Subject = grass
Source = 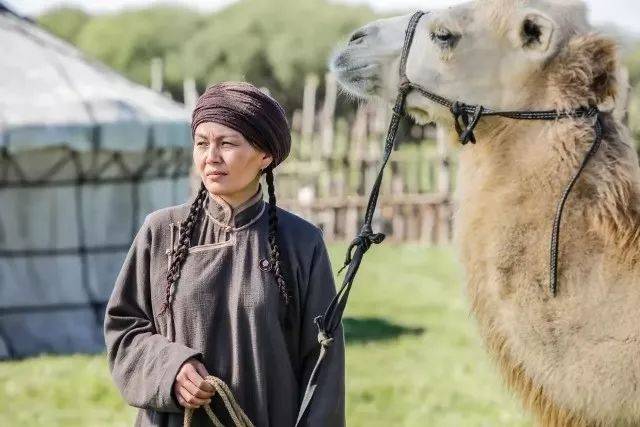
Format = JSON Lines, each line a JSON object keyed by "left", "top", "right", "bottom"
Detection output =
{"left": 0, "top": 244, "right": 532, "bottom": 427}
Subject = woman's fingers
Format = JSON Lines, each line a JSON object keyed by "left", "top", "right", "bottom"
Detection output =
{"left": 176, "top": 384, "right": 212, "bottom": 408}
{"left": 176, "top": 393, "right": 198, "bottom": 409}
{"left": 184, "top": 362, "right": 216, "bottom": 394}
{"left": 194, "top": 360, "right": 211, "bottom": 381}
{"left": 174, "top": 358, "right": 216, "bottom": 409}
{"left": 174, "top": 381, "right": 198, "bottom": 409}
{"left": 181, "top": 373, "right": 215, "bottom": 399}
{"left": 177, "top": 393, "right": 208, "bottom": 409}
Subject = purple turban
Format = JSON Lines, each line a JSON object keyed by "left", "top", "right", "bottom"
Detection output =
{"left": 191, "top": 82, "right": 291, "bottom": 168}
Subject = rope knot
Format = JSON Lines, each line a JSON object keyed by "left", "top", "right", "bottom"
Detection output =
{"left": 312, "top": 315, "right": 334, "bottom": 348}
{"left": 398, "top": 78, "right": 411, "bottom": 95}
{"left": 317, "top": 330, "right": 334, "bottom": 348}
{"left": 354, "top": 229, "right": 385, "bottom": 251}
{"left": 450, "top": 100, "right": 464, "bottom": 117}
{"left": 337, "top": 228, "right": 386, "bottom": 274}
{"left": 450, "top": 102, "right": 484, "bottom": 145}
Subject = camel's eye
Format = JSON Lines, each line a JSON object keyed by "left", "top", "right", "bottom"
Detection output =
{"left": 430, "top": 29, "right": 460, "bottom": 48}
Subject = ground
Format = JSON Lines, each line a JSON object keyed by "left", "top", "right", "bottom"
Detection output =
{"left": 0, "top": 244, "right": 531, "bottom": 427}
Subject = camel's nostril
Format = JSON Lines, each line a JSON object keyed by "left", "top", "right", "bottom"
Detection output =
{"left": 348, "top": 29, "right": 367, "bottom": 44}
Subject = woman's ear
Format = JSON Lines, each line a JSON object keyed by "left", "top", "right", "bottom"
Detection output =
{"left": 261, "top": 153, "right": 273, "bottom": 171}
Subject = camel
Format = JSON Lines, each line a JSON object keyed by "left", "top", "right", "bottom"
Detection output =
{"left": 330, "top": 1, "right": 640, "bottom": 426}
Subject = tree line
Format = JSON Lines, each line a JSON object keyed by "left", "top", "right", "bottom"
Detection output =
{"left": 37, "top": 0, "right": 640, "bottom": 145}
{"left": 37, "top": 0, "right": 378, "bottom": 114}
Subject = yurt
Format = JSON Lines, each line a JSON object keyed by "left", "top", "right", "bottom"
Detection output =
{"left": 0, "top": 4, "right": 193, "bottom": 358}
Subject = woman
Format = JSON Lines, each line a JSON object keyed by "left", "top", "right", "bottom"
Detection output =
{"left": 104, "top": 82, "right": 345, "bottom": 427}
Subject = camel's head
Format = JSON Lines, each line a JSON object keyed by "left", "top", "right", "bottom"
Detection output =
{"left": 331, "top": 0, "right": 618, "bottom": 126}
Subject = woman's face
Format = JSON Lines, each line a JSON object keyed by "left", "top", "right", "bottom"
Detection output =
{"left": 193, "top": 122, "right": 273, "bottom": 200}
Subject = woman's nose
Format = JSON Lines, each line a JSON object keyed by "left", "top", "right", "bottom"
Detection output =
{"left": 205, "top": 145, "right": 222, "bottom": 163}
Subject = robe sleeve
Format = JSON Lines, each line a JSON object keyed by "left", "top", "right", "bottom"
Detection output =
{"left": 298, "top": 233, "right": 346, "bottom": 426}
{"left": 104, "top": 216, "right": 202, "bottom": 413}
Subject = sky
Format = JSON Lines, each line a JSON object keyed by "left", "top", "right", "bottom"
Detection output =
{"left": 5, "top": 0, "right": 640, "bottom": 35}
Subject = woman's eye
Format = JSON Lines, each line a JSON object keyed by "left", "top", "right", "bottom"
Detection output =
{"left": 221, "top": 141, "right": 235, "bottom": 146}
{"left": 196, "top": 140, "right": 207, "bottom": 147}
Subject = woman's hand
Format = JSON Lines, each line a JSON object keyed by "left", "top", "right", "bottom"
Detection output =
{"left": 174, "top": 358, "right": 216, "bottom": 409}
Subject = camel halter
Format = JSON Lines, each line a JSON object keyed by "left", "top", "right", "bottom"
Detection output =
{"left": 295, "top": 10, "right": 604, "bottom": 425}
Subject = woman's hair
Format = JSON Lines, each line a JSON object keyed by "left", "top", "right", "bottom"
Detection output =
{"left": 161, "top": 82, "right": 292, "bottom": 319}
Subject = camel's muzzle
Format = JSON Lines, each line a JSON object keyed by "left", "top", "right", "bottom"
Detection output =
{"left": 330, "top": 15, "right": 417, "bottom": 97}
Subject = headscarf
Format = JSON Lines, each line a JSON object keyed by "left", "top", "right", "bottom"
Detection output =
{"left": 191, "top": 82, "right": 291, "bottom": 168}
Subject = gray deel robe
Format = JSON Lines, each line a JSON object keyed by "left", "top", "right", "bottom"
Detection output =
{"left": 104, "top": 187, "right": 345, "bottom": 427}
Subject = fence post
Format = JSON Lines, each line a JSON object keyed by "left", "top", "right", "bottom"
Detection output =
{"left": 151, "top": 57, "right": 163, "bottom": 93}
{"left": 350, "top": 105, "right": 368, "bottom": 195}
{"left": 320, "top": 73, "right": 337, "bottom": 157}
{"left": 183, "top": 78, "right": 198, "bottom": 111}
{"left": 436, "top": 126, "right": 452, "bottom": 243}
{"left": 436, "top": 125, "right": 451, "bottom": 196}
{"left": 301, "top": 74, "right": 319, "bottom": 159}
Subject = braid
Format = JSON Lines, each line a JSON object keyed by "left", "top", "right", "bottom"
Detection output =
{"left": 159, "top": 183, "right": 208, "bottom": 315}
{"left": 265, "top": 168, "right": 290, "bottom": 305}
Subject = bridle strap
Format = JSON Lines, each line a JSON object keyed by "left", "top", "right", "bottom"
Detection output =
{"left": 294, "top": 10, "right": 604, "bottom": 424}
{"left": 398, "top": 12, "right": 426, "bottom": 84}
{"left": 293, "top": 12, "right": 425, "bottom": 426}
{"left": 549, "top": 114, "right": 603, "bottom": 295}
{"left": 411, "top": 79, "right": 600, "bottom": 145}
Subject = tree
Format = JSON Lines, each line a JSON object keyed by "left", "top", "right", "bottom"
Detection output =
{"left": 73, "top": 6, "right": 203, "bottom": 93}
{"left": 626, "top": 44, "right": 640, "bottom": 88}
{"left": 174, "top": 0, "right": 377, "bottom": 110}
{"left": 37, "top": 7, "right": 90, "bottom": 44}
{"left": 36, "top": 0, "right": 377, "bottom": 111}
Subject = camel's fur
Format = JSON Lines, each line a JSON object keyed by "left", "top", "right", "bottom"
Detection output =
{"left": 455, "top": 35, "right": 640, "bottom": 425}
{"left": 331, "top": 1, "right": 640, "bottom": 425}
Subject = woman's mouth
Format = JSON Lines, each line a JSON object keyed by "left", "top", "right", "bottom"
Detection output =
{"left": 206, "top": 171, "right": 228, "bottom": 181}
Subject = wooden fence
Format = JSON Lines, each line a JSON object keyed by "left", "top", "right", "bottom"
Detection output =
{"left": 272, "top": 73, "right": 454, "bottom": 244}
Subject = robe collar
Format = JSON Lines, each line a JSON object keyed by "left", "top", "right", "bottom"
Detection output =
{"left": 205, "top": 185, "right": 265, "bottom": 229}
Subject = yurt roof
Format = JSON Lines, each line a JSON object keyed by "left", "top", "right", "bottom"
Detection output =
{"left": 0, "top": 6, "right": 191, "bottom": 153}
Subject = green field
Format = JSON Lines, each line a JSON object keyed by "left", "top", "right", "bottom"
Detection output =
{"left": 0, "top": 244, "right": 531, "bottom": 427}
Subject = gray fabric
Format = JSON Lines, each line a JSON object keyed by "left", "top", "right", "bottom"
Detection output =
{"left": 0, "top": 147, "right": 191, "bottom": 359}
{"left": 104, "top": 188, "right": 345, "bottom": 427}
{"left": 1, "top": 7, "right": 194, "bottom": 357}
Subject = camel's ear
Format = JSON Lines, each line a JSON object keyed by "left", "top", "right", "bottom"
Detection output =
{"left": 580, "top": 35, "right": 618, "bottom": 105}
{"left": 517, "top": 11, "right": 556, "bottom": 58}
{"left": 548, "top": 34, "right": 619, "bottom": 108}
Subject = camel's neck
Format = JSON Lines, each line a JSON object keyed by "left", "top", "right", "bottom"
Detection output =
{"left": 455, "top": 120, "right": 575, "bottom": 220}
{"left": 454, "top": 115, "right": 640, "bottom": 278}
